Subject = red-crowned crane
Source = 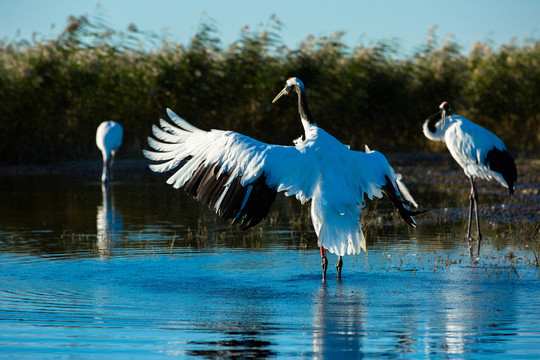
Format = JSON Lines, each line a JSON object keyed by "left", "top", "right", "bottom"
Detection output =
{"left": 96, "top": 121, "right": 123, "bottom": 183}
{"left": 423, "top": 101, "right": 517, "bottom": 256}
{"left": 143, "top": 77, "right": 421, "bottom": 280}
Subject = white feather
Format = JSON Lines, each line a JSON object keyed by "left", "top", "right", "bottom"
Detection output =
{"left": 396, "top": 173, "right": 418, "bottom": 208}
{"left": 166, "top": 108, "right": 201, "bottom": 133}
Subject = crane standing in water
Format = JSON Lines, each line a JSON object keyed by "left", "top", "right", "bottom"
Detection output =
{"left": 144, "top": 77, "right": 421, "bottom": 279}
{"left": 96, "top": 121, "right": 123, "bottom": 183}
{"left": 423, "top": 101, "right": 517, "bottom": 256}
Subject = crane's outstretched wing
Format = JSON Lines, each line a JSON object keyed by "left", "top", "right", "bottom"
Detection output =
{"left": 352, "top": 146, "right": 422, "bottom": 227}
{"left": 143, "top": 109, "right": 314, "bottom": 229}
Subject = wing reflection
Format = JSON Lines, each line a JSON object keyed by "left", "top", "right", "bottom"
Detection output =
{"left": 96, "top": 183, "right": 123, "bottom": 257}
{"left": 312, "top": 282, "right": 365, "bottom": 358}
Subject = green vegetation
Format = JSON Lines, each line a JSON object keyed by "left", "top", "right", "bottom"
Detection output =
{"left": 1, "top": 15, "right": 539, "bottom": 164}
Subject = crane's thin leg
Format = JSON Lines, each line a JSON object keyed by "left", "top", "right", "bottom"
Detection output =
{"left": 467, "top": 178, "right": 483, "bottom": 257}
{"left": 101, "top": 157, "right": 108, "bottom": 183}
{"left": 471, "top": 180, "right": 483, "bottom": 256}
{"left": 467, "top": 178, "right": 475, "bottom": 256}
{"left": 320, "top": 246, "right": 328, "bottom": 281}
{"left": 336, "top": 256, "right": 343, "bottom": 280}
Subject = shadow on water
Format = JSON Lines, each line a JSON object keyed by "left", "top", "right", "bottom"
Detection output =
{"left": 0, "top": 158, "right": 539, "bottom": 358}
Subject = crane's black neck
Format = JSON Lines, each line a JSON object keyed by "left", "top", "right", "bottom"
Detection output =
{"left": 426, "top": 110, "right": 443, "bottom": 133}
{"left": 296, "top": 86, "right": 315, "bottom": 125}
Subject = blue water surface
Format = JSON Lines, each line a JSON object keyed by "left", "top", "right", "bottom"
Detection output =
{"left": 0, "top": 165, "right": 539, "bottom": 359}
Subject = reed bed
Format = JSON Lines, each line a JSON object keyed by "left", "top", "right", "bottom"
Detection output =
{"left": 1, "top": 15, "right": 539, "bottom": 164}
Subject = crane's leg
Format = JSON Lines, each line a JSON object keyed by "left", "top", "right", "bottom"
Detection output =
{"left": 320, "top": 246, "right": 328, "bottom": 281}
{"left": 101, "top": 158, "right": 109, "bottom": 183}
{"left": 467, "top": 178, "right": 483, "bottom": 257}
{"left": 467, "top": 179, "right": 475, "bottom": 255}
{"left": 471, "top": 180, "right": 483, "bottom": 255}
{"left": 336, "top": 256, "right": 343, "bottom": 280}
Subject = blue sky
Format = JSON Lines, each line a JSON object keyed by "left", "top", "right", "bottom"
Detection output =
{"left": 1, "top": 0, "right": 539, "bottom": 55}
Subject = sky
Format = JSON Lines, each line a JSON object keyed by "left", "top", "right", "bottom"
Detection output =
{"left": 1, "top": 0, "right": 539, "bottom": 55}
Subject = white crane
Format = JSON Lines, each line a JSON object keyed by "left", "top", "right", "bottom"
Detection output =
{"left": 423, "top": 101, "right": 517, "bottom": 255}
{"left": 96, "top": 121, "right": 123, "bottom": 183}
{"left": 143, "top": 77, "right": 421, "bottom": 279}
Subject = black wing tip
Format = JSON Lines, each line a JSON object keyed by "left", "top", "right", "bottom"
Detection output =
{"left": 404, "top": 209, "right": 429, "bottom": 227}
{"left": 183, "top": 161, "right": 277, "bottom": 229}
{"left": 229, "top": 174, "right": 278, "bottom": 229}
{"left": 382, "top": 175, "right": 426, "bottom": 227}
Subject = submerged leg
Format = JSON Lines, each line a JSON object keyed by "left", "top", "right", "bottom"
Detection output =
{"left": 320, "top": 246, "right": 328, "bottom": 281}
{"left": 336, "top": 256, "right": 343, "bottom": 280}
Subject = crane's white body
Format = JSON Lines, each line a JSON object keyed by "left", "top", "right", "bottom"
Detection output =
{"left": 96, "top": 121, "right": 123, "bottom": 183}
{"left": 145, "top": 109, "right": 417, "bottom": 256}
{"left": 423, "top": 102, "right": 517, "bottom": 256}
{"left": 423, "top": 114, "right": 510, "bottom": 189}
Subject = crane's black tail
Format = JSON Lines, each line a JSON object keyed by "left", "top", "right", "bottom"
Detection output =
{"left": 485, "top": 147, "right": 517, "bottom": 196}
{"left": 382, "top": 175, "right": 427, "bottom": 227}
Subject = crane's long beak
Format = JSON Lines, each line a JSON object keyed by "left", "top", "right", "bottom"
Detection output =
{"left": 441, "top": 109, "right": 446, "bottom": 127}
{"left": 272, "top": 87, "right": 287, "bottom": 103}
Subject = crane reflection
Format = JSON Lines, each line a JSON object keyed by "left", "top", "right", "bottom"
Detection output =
{"left": 96, "top": 183, "right": 123, "bottom": 257}
{"left": 312, "top": 281, "right": 365, "bottom": 358}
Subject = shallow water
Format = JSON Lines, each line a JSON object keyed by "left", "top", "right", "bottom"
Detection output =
{"left": 1, "top": 163, "right": 539, "bottom": 359}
